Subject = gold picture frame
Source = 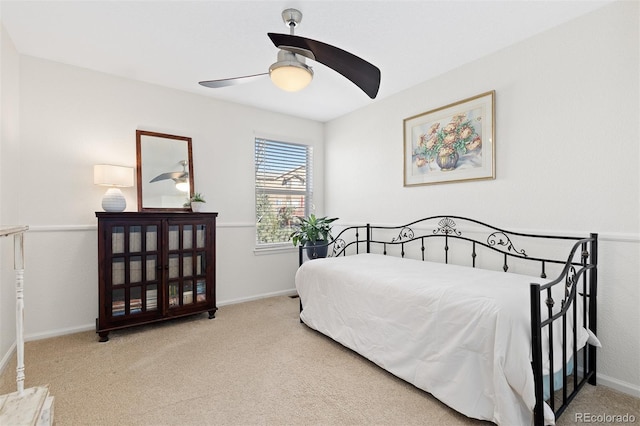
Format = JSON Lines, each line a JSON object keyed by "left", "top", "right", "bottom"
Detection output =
{"left": 403, "top": 91, "right": 495, "bottom": 186}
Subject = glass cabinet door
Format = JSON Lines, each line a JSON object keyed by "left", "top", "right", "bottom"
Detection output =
{"left": 166, "top": 221, "right": 208, "bottom": 311}
{"left": 107, "top": 223, "right": 161, "bottom": 319}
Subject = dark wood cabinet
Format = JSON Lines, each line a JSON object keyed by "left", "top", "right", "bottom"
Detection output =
{"left": 96, "top": 212, "right": 217, "bottom": 342}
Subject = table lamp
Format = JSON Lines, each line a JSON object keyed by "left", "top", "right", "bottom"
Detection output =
{"left": 94, "top": 164, "right": 134, "bottom": 212}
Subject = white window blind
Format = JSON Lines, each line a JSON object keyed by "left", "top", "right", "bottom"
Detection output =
{"left": 255, "top": 138, "right": 313, "bottom": 246}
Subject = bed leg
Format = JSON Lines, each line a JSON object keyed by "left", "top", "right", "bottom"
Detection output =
{"left": 531, "top": 283, "right": 545, "bottom": 426}
{"left": 588, "top": 233, "right": 598, "bottom": 386}
{"left": 588, "top": 346, "right": 597, "bottom": 385}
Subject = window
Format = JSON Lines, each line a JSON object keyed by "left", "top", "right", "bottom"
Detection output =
{"left": 255, "top": 138, "right": 312, "bottom": 247}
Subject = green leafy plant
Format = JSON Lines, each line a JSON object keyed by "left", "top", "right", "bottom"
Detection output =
{"left": 289, "top": 214, "right": 339, "bottom": 247}
{"left": 184, "top": 193, "right": 207, "bottom": 209}
{"left": 190, "top": 193, "right": 206, "bottom": 203}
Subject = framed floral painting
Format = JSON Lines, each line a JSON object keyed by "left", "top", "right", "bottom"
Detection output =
{"left": 403, "top": 91, "right": 495, "bottom": 186}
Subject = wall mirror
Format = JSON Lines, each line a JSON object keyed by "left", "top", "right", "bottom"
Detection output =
{"left": 136, "top": 130, "right": 194, "bottom": 211}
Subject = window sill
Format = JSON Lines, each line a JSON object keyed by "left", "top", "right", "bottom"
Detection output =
{"left": 253, "top": 244, "right": 298, "bottom": 256}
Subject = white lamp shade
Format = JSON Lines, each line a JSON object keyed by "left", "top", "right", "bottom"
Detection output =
{"left": 94, "top": 164, "right": 134, "bottom": 187}
{"left": 175, "top": 179, "right": 190, "bottom": 192}
{"left": 269, "top": 51, "right": 313, "bottom": 92}
{"left": 270, "top": 65, "right": 313, "bottom": 92}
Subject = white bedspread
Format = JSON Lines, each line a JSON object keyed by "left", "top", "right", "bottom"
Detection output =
{"left": 295, "top": 254, "right": 591, "bottom": 425}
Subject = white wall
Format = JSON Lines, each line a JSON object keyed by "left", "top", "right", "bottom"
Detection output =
{"left": 7, "top": 55, "right": 323, "bottom": 344}
{"left": 325, "top": 1, "right": 639, "bottom": 395}
{"left": 0, "top": 24, "right": 21, "bottom": 371}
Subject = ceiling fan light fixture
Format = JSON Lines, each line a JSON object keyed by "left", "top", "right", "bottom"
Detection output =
{"left": 200, "top": 8, "right": 380, "bottom": 98}
{"left": 269, "top": 50, "right": 313, "bottom": 92}
{"left": 174, "top": 178, "right": 190, "bottom": 193}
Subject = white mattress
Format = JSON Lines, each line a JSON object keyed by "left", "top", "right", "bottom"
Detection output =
{"left": 295, "top": 253, "right": 592, "bottom": 426}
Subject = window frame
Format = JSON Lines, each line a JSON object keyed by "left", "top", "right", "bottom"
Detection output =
{"left": 254, "top": 137, "right": 313, "bottom": 252}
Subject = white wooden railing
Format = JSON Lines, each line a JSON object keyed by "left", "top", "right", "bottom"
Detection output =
{"left": 0, "top": 226, "right": 54, "bottom": 425}
{"left": 1, "top": 226, "right": 28, "bottom": 395}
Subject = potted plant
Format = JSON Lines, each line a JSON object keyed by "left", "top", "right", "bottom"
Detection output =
{"left": 289, "top": 214, "right": 339, "bottom": 259}
{"left": 188, "top": 193, "right": 206, "bottom": 212}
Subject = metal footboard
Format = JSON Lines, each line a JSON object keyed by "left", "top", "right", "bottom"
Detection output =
{"left": 530, "top": 234, "right": 598, "bottom": 425}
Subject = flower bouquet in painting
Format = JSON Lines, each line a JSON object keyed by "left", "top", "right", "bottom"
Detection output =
{"left": 403, "top": 91, "right": 495, "bottom": 186}
{"left": 414, "top": 112, "right": 482, "bottom": 172}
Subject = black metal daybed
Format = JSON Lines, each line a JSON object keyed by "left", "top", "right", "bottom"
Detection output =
{"left": 295, "top": 215, "right": 599, "bottom": 426}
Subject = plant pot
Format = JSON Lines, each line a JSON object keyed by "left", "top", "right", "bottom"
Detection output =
{"left": 305, "top": 240, "right": 328, "bottom": 259}
{"left": 190, "top": 201, "right": 205, "bottom": 212}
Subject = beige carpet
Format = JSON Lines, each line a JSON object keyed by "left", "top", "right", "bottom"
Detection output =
{"left": 0, "top": 296, "right": 637, "bottom": 425}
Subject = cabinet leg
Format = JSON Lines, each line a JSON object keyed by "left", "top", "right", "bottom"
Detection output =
{"left": 98, "top": 332, "right": 109, "bottom": 342}
{"left": 208, "top": 308, "right": 217, "bottom": 319}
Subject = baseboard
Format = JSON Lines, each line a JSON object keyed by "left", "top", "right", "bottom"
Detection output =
{"left": 217, "top": 289, "right": 298, "bottom": 307}
{"left": 24, "top": 324, "right": 95, "bottom": 342}
{"left": 597, "top": 373, "right": 640, "bottom": 398}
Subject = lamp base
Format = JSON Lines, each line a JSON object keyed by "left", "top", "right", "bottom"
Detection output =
{"left": 102, "top": 188, "right": 126, "bottom": 212}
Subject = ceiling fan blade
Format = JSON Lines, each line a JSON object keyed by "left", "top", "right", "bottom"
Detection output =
{"left": 150, "top": 171, "right": 187, "bottom": 183}
{"left": 268, "top": 33, "right": 380, "bottom": 99}
{"left": 199, "top": 73, "right": 269, "bottom": 88}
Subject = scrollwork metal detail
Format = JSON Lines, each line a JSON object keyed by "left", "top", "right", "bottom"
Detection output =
{"left": 433, "top": 217, "right": 462, "bottom": 236}
{"left": 563, "top": 266, "right": 578, "bottom": 305}
{"left": 391, "top": 226, "right": 414, "bottom": 243}
{"left": 558, "top": 266, "right": 578, "bottom": 311}
{"left": 487, "top": 232, "right": 527, "bottom": 257}
{"left": 331, "top": 239, "right": 346, "bottom": 257}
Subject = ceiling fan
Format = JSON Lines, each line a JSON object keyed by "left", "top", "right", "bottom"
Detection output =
{"left": 199, "top": 8, "right": 381, "bottom": 99}
{"left": 150, "top": 160, "right": 190, "bottom": 191}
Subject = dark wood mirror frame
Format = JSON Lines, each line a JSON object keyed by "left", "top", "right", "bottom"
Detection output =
{"left": 136, "top": 130, "right": 194, "bottom": 211}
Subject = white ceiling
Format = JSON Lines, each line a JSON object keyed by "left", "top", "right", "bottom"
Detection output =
{"left": 1, "top": 1, "right": 612, "bottom": 122}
